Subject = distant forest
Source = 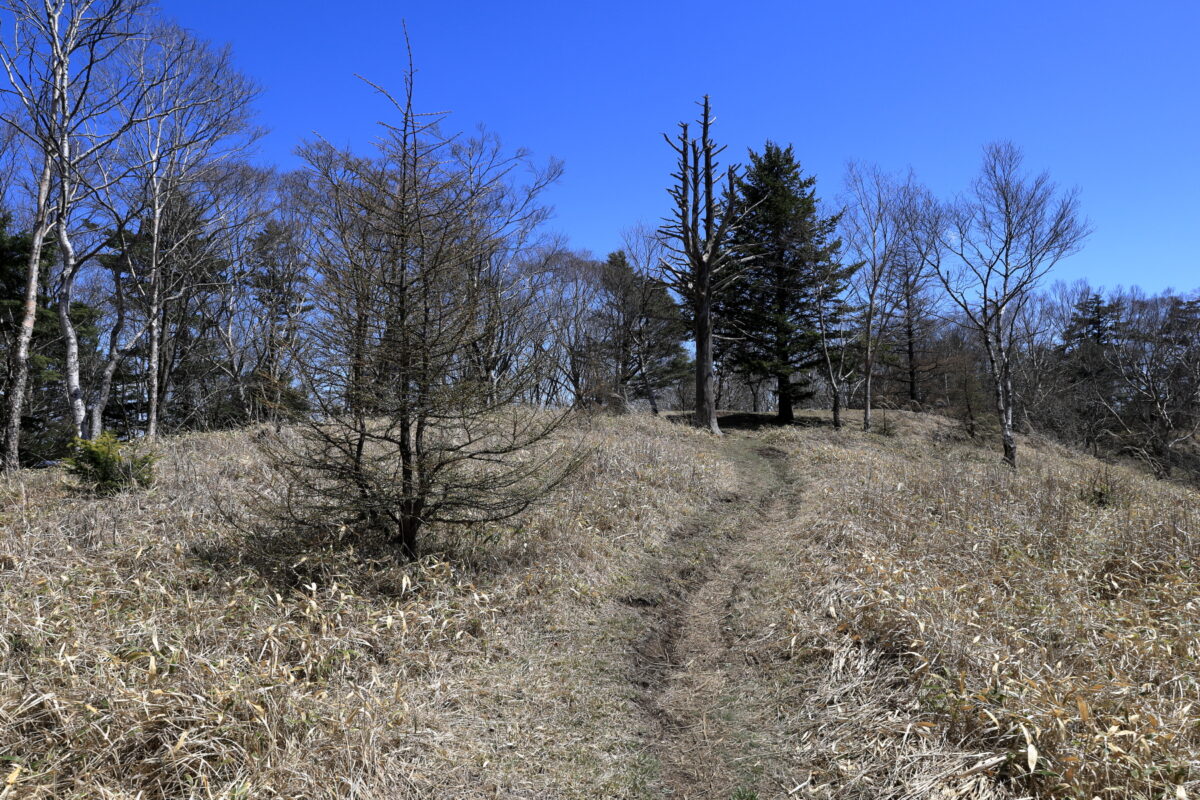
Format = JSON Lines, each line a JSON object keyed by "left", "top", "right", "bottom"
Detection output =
{"left": 2, "top": 1, "right": 1198, "bottom": 482}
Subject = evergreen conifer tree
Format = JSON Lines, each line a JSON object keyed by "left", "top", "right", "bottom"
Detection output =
{"left": 716, "top": 142, "right": 850, "bottom": 422}
{"left": 1057, "top": 293, "right": 1121, "bottom": 448}
{"left": 592, "top": 251, "right": 691, "bottom": 412}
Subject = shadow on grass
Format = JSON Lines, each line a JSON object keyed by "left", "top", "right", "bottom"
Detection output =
{"left": 190, "top": 510, "right": 442, "bottom": 599}
{"left": 191, "top": 510, "right": 542, "bottom": 601}
{"left": 664, "top": 411, "right": 833, "bottom": 431}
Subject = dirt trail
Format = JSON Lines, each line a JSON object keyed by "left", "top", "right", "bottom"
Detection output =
{"left": 625, "top": 436, "right": 796, "bottom": 799}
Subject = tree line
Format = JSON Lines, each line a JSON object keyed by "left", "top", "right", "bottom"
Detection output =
{"left": 2, "top": 3, "right": 1198, "bottom": 553}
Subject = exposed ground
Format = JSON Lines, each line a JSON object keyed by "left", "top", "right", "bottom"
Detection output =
{"left": 1, "top": 411, "right": 1198, "bottom": 798}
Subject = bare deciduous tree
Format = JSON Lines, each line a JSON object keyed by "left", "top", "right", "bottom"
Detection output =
{"left": 266, "top": 66, "right": 574, "bottom": 560}
{"left": 105, "top": 24, "right": 259, "bottom": 438}
{"left": 842, "top": 162, "right": 920, "bottom": 430}
{"left": 925, "top": 142, "right": 1089, "bottom": 467}
{"left": 889, "top": 187, "right": 943, "bottom": 409}
{"left": 0, "top": 0, "right": 203, "bottom": 456}
{"left": 813, "top": 254, "right": 857, "bottom": 429}
{"left": 0, "top": 0, "right": 79, "bottom": 465}
{"left": 1104, "top": 290, "right": 1200, "bottom": 477}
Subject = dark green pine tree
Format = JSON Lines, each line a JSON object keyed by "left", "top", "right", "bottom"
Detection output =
{"left": 1057, "top": 293, "right": 1121, "bottom": 448}
{"left": 1061, "top": 294, "right": 1120, "bottom": 355}
{"left": 715, "top": 141, "right": 850, "bottom": 422}
{"left": 592, "top": 250, "right": 691, "bottom": 413}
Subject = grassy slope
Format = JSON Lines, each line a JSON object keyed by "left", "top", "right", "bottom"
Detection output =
{"left": 0, "top": 411, "right": 1197, "bottom": 799}
{"left": 711, "top": 412, "right": 1200, "bottom": 799}
{"left": 0, "top": 415, "right": 741, "bottom": 799}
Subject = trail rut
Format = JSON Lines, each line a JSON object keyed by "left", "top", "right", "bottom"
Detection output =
{"left": 626, "top": 439, "right": 795, "bottom": 798}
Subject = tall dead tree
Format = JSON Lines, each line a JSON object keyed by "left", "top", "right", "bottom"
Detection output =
{"left": 658, "top": 96, "right": 745, "bottom": 435}
{"left": 926, "top": 142, "right": 1089, "bottom": 467}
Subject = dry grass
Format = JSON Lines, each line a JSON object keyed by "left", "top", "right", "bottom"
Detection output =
{"left": 0, "top": 414, "right": 736, "bottom": 798}
{"left": 748, "top": 412, "right": 1200, "bottom": 799}
{"left": 2, "top": 408, "right": 1198, "bottom": 799}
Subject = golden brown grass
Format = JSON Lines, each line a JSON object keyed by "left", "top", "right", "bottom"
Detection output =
{"left": 746, "top": 412, "right": 1200, "bottom": 799}
{"left": 0, "top": 415, "right": 736, "bottom": 798}
{"left": 2, "top": 409, "right": 1198, "bottom": 799}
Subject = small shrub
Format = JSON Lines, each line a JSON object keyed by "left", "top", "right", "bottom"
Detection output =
{"left": 65, "top": 432, "right": 155, "bottom": 495}
{"left": 1079, "top": 465, "right": 1123, "bottom": 507}
{"left": 873, "top": 411, "right": 897, "bottom": 437}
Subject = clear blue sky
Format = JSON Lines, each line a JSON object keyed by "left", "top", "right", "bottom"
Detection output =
{"left": 163, "top": 0, "right": 1198, "bottom": 293}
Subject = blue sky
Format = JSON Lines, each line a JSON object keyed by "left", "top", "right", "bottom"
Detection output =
{"left": 163, "top": 0, "right": 1198, "bottom": 292}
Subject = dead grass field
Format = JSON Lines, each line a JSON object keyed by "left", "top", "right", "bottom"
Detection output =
{"left": 0, "top": 410, "right": 1197, "bottom": 799}
{"left": 708, "top": 411, "right": 1200, "bottom": 800}
{"left": 0, "top": 415, "right": 739, "bottom": 798}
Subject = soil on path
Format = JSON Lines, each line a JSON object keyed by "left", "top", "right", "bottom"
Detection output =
{"left": 624, "top": 436, "right": 798, "bottom": 799}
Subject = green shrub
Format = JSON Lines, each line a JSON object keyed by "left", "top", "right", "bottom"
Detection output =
{"left": 65, "top": 432, "right": 156, "bottom": 495}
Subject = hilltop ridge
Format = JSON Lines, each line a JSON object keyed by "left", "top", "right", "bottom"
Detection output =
{"left": 0, "top": 411, "right": 1196, "bottom": 798}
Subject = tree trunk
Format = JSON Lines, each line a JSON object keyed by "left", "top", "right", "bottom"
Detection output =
{"left": 999, "top": 362, "right": 1017, "bottom": 469}
{"left": 2, "top": 158, "right": 53, "bottom": 470}
{"left": 1000, "top": 417, "right": 1017, "bottom": 467}
{"left": 831, "top": 383, "right": 843, "bottom": 429}
{"left": 145, "top": 194, "right": 165, "bottom": 439}
{"left": 862, "top": 362, "right": 873, "bottom": 431}
{"left": 91, "top": 357, "right": 123, "bottom": 440}
{"left": 772, "top": 262, "right": 793, "bottom": 424}
{"left": 906, "top": 308, "right": 919, "bottom": 405}
{"left": 635, "top": 352, "right": 659, "bottom": 415}
{"left": 776, "top": 370, "right": 794, "bottom": 423}
{"left": 963, "top": 379, "right": 977, "bottom": 439}
{"left": 694, "top": 298, "right": 721, "bottom": 435}
{"left": 646, "top": 387, "right": 659, "bottom": 415}
{"left": 862, "top": 306, "right": 874, "bottom": 430}
{"left": 147, "top": 311, "right": 161, "bottom": 438}
{"left": 984, "top": 330, "right": 1017, "bottom": 469}
{"left": 55, "top": 218, "right": 88, "bottom": 439}
{"left": 398, "top": 518, "right": 419, "bottom": 561}
{"left": 90, "top": 283, "right": 147, "bottom": 438}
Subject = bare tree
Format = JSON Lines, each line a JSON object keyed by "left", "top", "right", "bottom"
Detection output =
{"left": 843, "top": 163, "right": 906, "bottom": 430}
{"left": 1008, "top": 289, "right": 1060, "bottom": 435}
{"left": 925, "top": 142, "right": 1089, "bottom": 467}
{"left": 813, "top": 254, "right": 858, "bottom": 429}
{"left": 1103, "top": 290, "right": 1200, "bottom": 477}
{"left": 0, "top": 0, "right": 65, "bottom": 466}
{"left": 619, "top": 224, "right": 688, "bottom": 415}
{"left": 267, "top": 63, "right": 574, "bottom": 560}
{"left": 236, "top": 203, "right": 310, "bottom": 425}
{"left": 543, "top": 250, "right": 605, "bottom": 406}
{"left": 101, "top": 24, "right": 259, "bottom": 438}
{"left": 658, "top": 96, "right": 746, "bottom": 435}
{"left": 890, "top": 188, "right": 943, "bottom": 409}
{"left": 0, "top": 0, "right": 196, "bottom": 455}
{"left": 42, "top": 0, "right": 151, "bottom": 439}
